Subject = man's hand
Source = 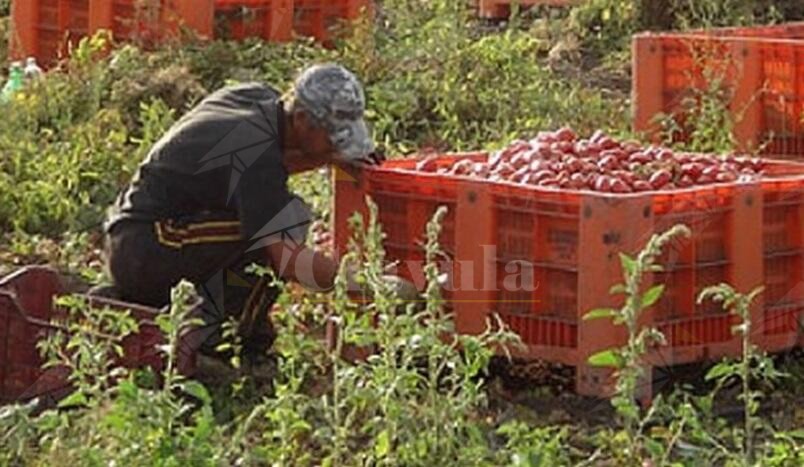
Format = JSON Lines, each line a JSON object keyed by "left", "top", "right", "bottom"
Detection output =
{"left": 266, "top": 242, "right": 338, "bottom": 292}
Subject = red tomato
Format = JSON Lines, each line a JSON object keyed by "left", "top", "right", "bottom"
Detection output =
{"left": 656, "top": 149, "right": 675, "bottom": 162}
{"left": 598, "top": 155, "right": 619, "bottom": 171}
{"left": 563, "top": 156, "right": 583, "bottom": 173}
{"left": 697, "top": 174, "right": 714, "bottom": 184}
{"left": 487, "top": 151, "right": 504, "bottom": 169}
{"left": 611, "top": 170, "right": 634, "bottom": 185}
{"left": 676, "top": 175, "right": 694, "bottom": 188}
{"left": 510, "top": 152, "right": 531, "bottom": 168}
{"left": 472, "top": 162, "right": 489, "bottom": 178}
{"left": 535, "top": 131, "right": 557, "bottom": 143}
{"left": 513, "top": 166, "right": 530, "bottom": 180}
{"left": 555, "top": 127, "right": 577, "bottom": 142}
{"left": 528, "top": 160, "right": 545, "bottom": 173}
{"left": 675, "top": 153, "right": 692, "bottom": 164}
{"left": 622, "top": 140, "right": 642, "bottom": 154}
{"left": 549, "top": 161, "right": 567, "bottom": 173}
{"left": 649, "top": 170, "right": 672, "bottom": 189}
{"left": 693, "top": 155, "right": 716, "bottom": 166}
{"left": 681, "top": 163, "right": 704, "bottom": 180}
{"left": 416, "top": 156, "right": 439, "bottom": 172}
{"left": 610, "top": 178, "right": 632, "bottom": 193}
{"left": 599, "top": 137, "right": 619, "bottom": 150}
{"left": 569, "top": 172, "right": 587, "bottom": 188}
{"left": 628, "top": 152, "right": 653, "bottom": 164}
{"left": 535, "top": 143, "right": 553, "bottom": 159}
{"left": 594, "top": 176, "right": 612, "bottom": 192}
{"left": 701, "top": 165, "right": 720, "bottom": 179}
{"left": 550, "top": 141, "right": 575, "bottom": 155}
{"left": 495, "top": 161, "right": 515, "bottom": 175}
{"left": 450, "top": 159, "right": 474, "bottom": 175}
{"left": 716, "top": 171, "right": 737, "bottom": 183}
{"left": 589, "top": 130, "right": 606, "bottom": 144}
{"left": 533, "top": 170, "right": 556, "bottom": 182}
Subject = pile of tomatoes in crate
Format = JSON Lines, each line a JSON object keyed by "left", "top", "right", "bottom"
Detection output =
{"left": 414, "top": 128, "right": 767, "bottom": 193}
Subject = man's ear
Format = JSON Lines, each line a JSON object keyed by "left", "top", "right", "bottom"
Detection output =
{"left": 292, "top": 110, "right": 309, "bottom": 133}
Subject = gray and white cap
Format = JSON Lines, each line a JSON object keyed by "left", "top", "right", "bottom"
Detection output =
{"left": 293, "top": 64, "right": 375, "bottom": 164}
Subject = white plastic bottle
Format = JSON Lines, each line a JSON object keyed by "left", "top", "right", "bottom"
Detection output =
{"left": 23, "top": 57, "right": 43, "bottom": 81}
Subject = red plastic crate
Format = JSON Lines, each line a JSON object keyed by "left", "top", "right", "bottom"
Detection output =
{"left": 333, "top": 154, "right": 804, "bottom": 399}
{"left": 89, "top": 0, "right": 214, "bottom": 45}
{"left": 214, "top": 0, "right": 294, "bottom": 42}
{"left": 0, "top": 267, "right": 200, "bottom": 405}
{"left": 9, "top": 0, "right": 91, "bottom": 67}
{"left": 294, "top": 0, "right": 371, "bottom": 43}
{"left": 634, "top": 23, "right": 804, "bottom": 160}
{"left": 476, "top": 0, "right": 580, "bottom": 19}
{"left": 10, "top": 0, "right": 214, "bottom": 67}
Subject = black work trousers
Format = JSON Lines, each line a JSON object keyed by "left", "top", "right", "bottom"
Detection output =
{"left": 105, "top": 215, "right": 278, "bottom": 356}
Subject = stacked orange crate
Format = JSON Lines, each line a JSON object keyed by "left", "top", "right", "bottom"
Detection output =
{"left": 9, "top": 0, "right": 215, "bottom": 67}
{"left": 214, "top": 0, "right": 294, "bottom": 42}
{"left": 294, "top": 0, "right": 371, "bottom": 44}
{"left": 88, "top": 0, "right": 214, "bottom": 45}
{"left": 333, "top": 154, "right": 804, "bottom": 400}
{"left": 9, "top": 0, "right": 90, "bottom": 66}
{"left": 634, "top": 23, "right": 804, "bottom": 160}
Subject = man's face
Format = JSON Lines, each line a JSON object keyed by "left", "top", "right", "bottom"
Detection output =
{"left": 294, "top": 110, "right": 338, "bottom": 164}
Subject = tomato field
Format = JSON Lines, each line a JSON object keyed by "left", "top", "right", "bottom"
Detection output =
{"left": 1, "top": 1, "right": 804, "bottom": 465}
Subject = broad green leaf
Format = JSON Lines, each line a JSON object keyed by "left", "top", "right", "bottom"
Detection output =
{"left": 583, "top": 308, "right": 618, "bottom": 321}
{"left": 787, "top": 429, "right": 804, "bottom": 439}
{"left": 587, "top": 349, "right": 622, "bottom": 368}
{"left": 375, "top": 429, "right": 391, "bottom": 458}
{"left": 705, "top": 362, "right": 734, "bottom": 381}
{"left": 645, "top": 437, "right": 664, "bottom": 457}
{"left": 181, "top": 381, "right": 212, "bottom": 405}
{"left": 609, "top": 284, "right": 627, "bottom": 295}
{"left": 58, "top": 391, "right": 87, "bottom": 409}
{"left": 117, "top": 378, "right": 139, "bottom": 399}
{"left": 641, "top": 285, "right": 665, "bottom": 308}
{"left": 619, "top": 253, "right": 637, "bottom": 276}
{"left": 103, "top": 412, "right": 127, "bottom": 431}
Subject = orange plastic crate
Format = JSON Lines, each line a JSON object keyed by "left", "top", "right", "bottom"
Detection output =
{"left": 0, "top": 267, "right": 200, "bottom": 405}
{"left": 634, "top": 23, "right": 804, "bottom": 160}
{"left": 9, "top": 0, "right": 91, "bottom": 67}
{"left": 214, "top": 0, "right": 293, "bottom": 42}
{"left": 89, "top": 0, "right": 214, "bottom": 45}
{"left": 294, "top": 0, "right": 371, "bottom": 43}
{"left": 333, "top": 154, "right": 804, "bottom": 399}
{"left": 10, "top": 0, "right": 214, "bottom": 67}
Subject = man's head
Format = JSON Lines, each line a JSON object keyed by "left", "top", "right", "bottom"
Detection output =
{"left": 285, "top": 64, "right": 377, "bottom": 166}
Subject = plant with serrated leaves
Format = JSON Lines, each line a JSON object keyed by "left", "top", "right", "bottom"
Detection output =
{"left": 496, "top": 421, "right": 571, "bottom": 466}
{"left": 1, "top": 282, "right": 227, "bottom": 465}
{"left": 88, "top": 280, "right": 224, "bottom": 465}
{"left": 698, "top": 284, "right": 786, "bottom": 466}
{"left": 583, "top": 224, "right": 691, "bottom": 463}
{"left": 37, "top": 295, "right": 139, "bottom": 409}
{"left": 239, "top": 199, "right": 519, "bottom": 465}
{"left": 656, "top": 41, "right": 741, "bottom": 155}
